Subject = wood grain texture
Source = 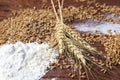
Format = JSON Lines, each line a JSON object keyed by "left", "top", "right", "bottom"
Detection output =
{"left": 0, "top": 0, "right": 120, "bottom": 80}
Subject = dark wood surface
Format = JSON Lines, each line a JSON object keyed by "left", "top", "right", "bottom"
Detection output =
{"left": 0, "top": 0, "right": 120, "bottom": 80}
{"left": 0, "top": 0, "right": 120, "bottom": 21}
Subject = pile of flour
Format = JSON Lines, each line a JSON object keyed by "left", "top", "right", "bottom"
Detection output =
{"left": 0, "top": 42, "right": 58, "bottom": 80}
{"left": 75, "top": 20, "right": 120, "bottom": 34}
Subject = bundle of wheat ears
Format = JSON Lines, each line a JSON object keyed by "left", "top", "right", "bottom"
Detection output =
{"left": 49, "top": 0, "right": 120, "bottom": 80}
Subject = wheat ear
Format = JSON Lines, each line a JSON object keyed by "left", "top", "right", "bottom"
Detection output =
{"left": 55, "top": 22, "right": 65, "bottom": 54}
{"left": 64, "top": 36, "right": 86, "bottom": 65}
{"left": 63, "top": 25, "right": 96, "bottom": 52}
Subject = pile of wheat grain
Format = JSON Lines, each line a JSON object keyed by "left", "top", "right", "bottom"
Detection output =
{"left": 0, "top": 0, "right": 120, "bottom": 46}
{"left": 0, "top": 8, "right": 56, "bottom": 45}
{"left": 80, "top": 31, "right": 120, "bottom": 66}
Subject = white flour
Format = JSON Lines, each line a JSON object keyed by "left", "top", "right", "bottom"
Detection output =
{"left": 74, "top": 20, "right": 120, "bottom": 34}
{"left": 0, "top": 42, "right": 58, "bottom": 80}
